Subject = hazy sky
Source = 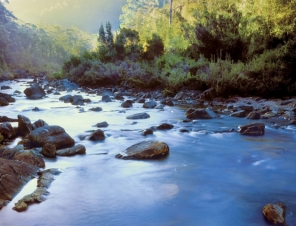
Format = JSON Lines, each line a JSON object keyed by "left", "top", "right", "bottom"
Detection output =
{"left": 5, "top": 0, "right": 127, "bottom": 33}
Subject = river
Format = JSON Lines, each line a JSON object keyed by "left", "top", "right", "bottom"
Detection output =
{"left": 0, "top": 79, "right": 295, "bottom": 226}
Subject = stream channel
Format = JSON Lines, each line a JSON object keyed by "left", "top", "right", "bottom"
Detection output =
{"left": 0, "top": 79, "right": 296, "bottom": 226}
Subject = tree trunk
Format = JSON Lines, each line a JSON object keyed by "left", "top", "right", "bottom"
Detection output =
{"left": 169, "top": 0, "right": 173, "bottom": 25}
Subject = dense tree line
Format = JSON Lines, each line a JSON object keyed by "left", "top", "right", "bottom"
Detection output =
{"left": 0, "top": 2, "right": 93, "bottom": 78}
{"left": 63, "top": 0, "right": 296, "bottom": 97}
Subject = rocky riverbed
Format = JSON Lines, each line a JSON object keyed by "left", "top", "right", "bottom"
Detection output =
{"left": 0, "top": 78, "right": 296, "bottom": 226}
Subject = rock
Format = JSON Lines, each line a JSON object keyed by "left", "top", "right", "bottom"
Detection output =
{"left": 141, "top": 129, "right": 153, "bottom": 136}
{"left": 0, "top": 145, "right": 44, "bottom": 167}
{"left": 0, "top": 97, "right": 9, "bottom": 106}
{"left": 0, "top": 92, "right": 15, "bottom": 102}
{"left": 13, "top": 168, "right": 61, "bottom": 212}
{"left": 230, "top": 110, "right": 247, "bottom": 118}
{"left": 186, "top": 107, "right": 218, "bottom": 119}
{"left": 238, "top": 122, "right": 265, "bottom": 136}
{"left": 72, "top": 95, "right": 84, "bottom": 106}
{"left": 102, "top": 95, "right": 112, "bottom": 102}
{"left": 0, "top": 116, "right": 18, "bottom": 122}
{"left": 24, "top": 84, "right": 46, "bottom": 99}
{"left": 174, "top": 91, "right": 186, "bottom": 100}
{"left": 156, "top": 123, "right": 174, "bottom": 130}
{"left": 179, "top": 128, "right": 190, "bottom": 133}
{"left": 247, "top": 111, "right": 261, "bottom": 120}
{"left": 32, "top": 107, "right": 40, "bottom": 111}
{"left": 200, "top": 88, "right": 216, "bottom": 100}
{"left": 27, "top": 125, "right": 75, "bottom": 149}
{"left": 143, "top": 100, "right": 157, "bottom": 108}
{"left": 161, "top": 99, "right": 174, "bottom": 106}
{"left": 262, "top": 203, "right": 285, "bottom": 225}
{"left": 114, "top": 93, "right": 124, "bottom": 100}
{"left": 136, "top": 98, "right": 145, "bottom": 103}
{"left": 126, "top": 112, "right": 150, "bottom": 120}
{"left": 89, "top": 107, "right": 103, "bottom": 112}
{"left": 87, "top": 129, "right": 105, "bottom": 141}
{"left": 56, "top": 144, "right": 86, "bottom": 156}
{"left": 13, "top": 149, "right": 45, "bottom": 168}
{"left": 183, "top": 119, "right": 192, "bottom": 122}
{"left": 155, "top": 104, "right": 164, "bottom": 110}
{"left": 0, "top": 122, "right": 16, "bottom": 139}
{"left": 115, "top": 141, "right": 169, "bottom": 159}
{"left": 41, "top": 143, "right": 56, "bottom": 158}
{"left": 95, "top": 121, "right": 109, "bottom": 128}
{"left": 1, "top": 85, "right": 11, "bottom": 90}
{"left": 0, "top": 158, "right": 39, "bottom": 209}
{"left": 59, "top": 94, "right": 73, "bottom": 103}
{"left": 32, "top": 119, "right": 48, "bottom": 130}
{"left": 18, "top": 115, "right": 33, "bottom": 136}
{"left": 121, "top": 100, "right": 133, "bottom": 108}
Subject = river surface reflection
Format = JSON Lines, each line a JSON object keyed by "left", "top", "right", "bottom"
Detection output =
{"left": 0, "top": 80, "right": 295, "bottom": 226}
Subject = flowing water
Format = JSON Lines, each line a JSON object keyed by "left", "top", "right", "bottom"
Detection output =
{"left": 0, "top": 80, "right": 296, "bottom": 226}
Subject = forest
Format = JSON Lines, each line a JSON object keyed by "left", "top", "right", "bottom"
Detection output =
{"left": 1, "top": 0, "right": 296, "bottom": 97}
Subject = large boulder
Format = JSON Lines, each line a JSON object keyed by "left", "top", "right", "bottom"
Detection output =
{"left": 24, "top": 84, "right": 46, "bottom": 99}
{"left": 186, "top": 107, "right": 218, "bottom": 119}
{"left": 238, "top": 122, "right": 265, "bottom": 136}
{"left": 126, "top": 112, "right": 150, "bottom": 120}
{"left": 0, "top": 158, "right": 39, "bottom": 209}
{"left": 263, "top": 203, "right": 285, "bottom": 225}
{"left": 27, "top": 125, "right": 75, "bottom": 149}
{"left": 56, "top": 144, "right": 86, "bottom": 156}
{"left": 115, "top": 141, "right": 169, "bottom": 159}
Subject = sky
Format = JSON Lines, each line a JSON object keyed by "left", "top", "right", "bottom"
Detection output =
{"left": 5, "top": 0, "right": 127, "bottom": 33}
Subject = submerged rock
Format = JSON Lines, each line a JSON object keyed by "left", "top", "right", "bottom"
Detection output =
{"left": 0, "top": 158, "right": 39, "bottom": 209}
{"left": 24, "top": 84, "right": 46, "bottom": 99}
{"left": 263, "top": 203, "right": 286, "bottom": 225}
{"left": 238, "top": 122, "right": 265, "bottom": 136}
{"left": 126, "top": 112, "right": 150, "bottom": 120}
{"left": 95, "top": 121, "right": 109, "bottom": 128}
{"left": 13, "top": 168, "right": 61, "bottom": 212}
{"left": 115, "top": 141, "right": 169, "bottom": 159}
{"left": 56, "top": 144, "right": 86, "bottom": 156}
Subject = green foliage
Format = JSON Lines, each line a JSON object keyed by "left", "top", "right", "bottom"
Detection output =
{"left": 143, "top": 33, "right": 164, "bottom": 61}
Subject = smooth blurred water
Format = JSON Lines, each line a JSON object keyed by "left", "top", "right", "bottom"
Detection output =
{"left": 0, "top": 80, "right": 296, "bottom": 226}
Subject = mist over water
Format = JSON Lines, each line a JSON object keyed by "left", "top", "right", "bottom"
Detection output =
{"left": 0, "top": 80, "right": 296, "bottom": 226}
